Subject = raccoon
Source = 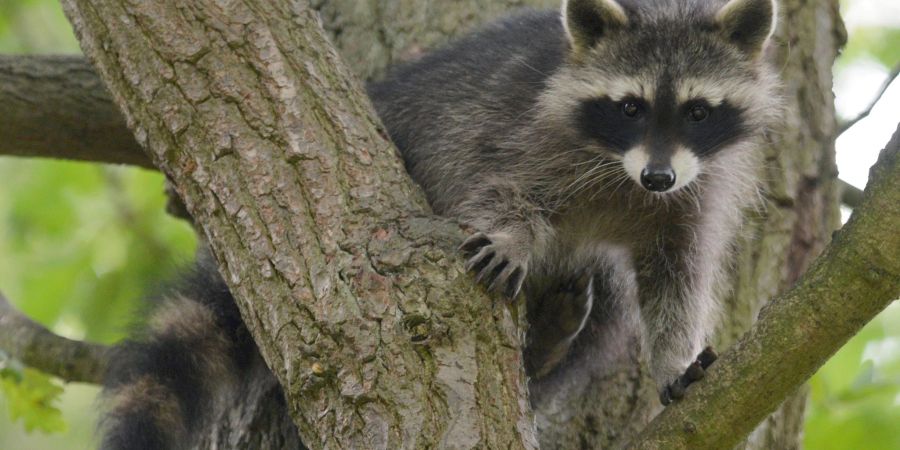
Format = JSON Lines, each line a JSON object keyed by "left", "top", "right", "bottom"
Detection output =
{"left": 369, "top": 0, "right": 779, "bottom": 403}
{"left": 99, "top": 0, "right": 780, "bottom": 448}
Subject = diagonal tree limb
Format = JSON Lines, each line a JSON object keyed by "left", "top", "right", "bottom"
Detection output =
{"left": 0, "top": 292, "right": 110, "bottom": 384}
{"left": 628, "top": 123, "right": 900, "bottom": 450}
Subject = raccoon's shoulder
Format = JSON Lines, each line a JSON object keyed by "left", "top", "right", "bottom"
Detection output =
{"left": 367, "top": 10, "right": 568, "bottom": 112}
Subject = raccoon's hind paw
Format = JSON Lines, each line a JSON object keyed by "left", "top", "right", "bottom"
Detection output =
{"left": 525, "top": 272, "right": 593, "bottom": 378}
{"left": 659, "top": 346, "right": 718, "bottom": 406}
{"left": 459, "top": 231, "right": 528, "bottom": 299}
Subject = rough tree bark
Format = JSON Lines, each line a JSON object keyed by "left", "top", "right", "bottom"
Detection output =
{"left": 59, "top": 1, "right": 538, "bottom": 449}
{"left": 0, "top": 0, "right": 847, "bottom": 448}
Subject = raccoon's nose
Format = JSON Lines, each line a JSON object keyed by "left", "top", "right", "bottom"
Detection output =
{"left": 640, "top": 168, "right": 676, "bottom": 192}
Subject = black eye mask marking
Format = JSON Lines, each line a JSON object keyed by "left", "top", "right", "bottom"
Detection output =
{"left": 680, "top": 100, "right": 749, "bottom": 157}
{"left": 575, "top": 95, "right": 749, "bottom": 158}
{"left": 576, "top": 96, "right": 648, "bottom": 153}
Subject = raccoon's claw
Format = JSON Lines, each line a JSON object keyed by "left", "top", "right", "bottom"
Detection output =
{"left": 460, "top": 232, "right": 528, "bottom": 299}
{"left": 660, "top": 346, "right": 718, "bottom": 406}
{"left": 696, "top": 346, "right": 718, "bottom": 369}
{"left": 459, "top": 232, "right": 492, "bottom": 254}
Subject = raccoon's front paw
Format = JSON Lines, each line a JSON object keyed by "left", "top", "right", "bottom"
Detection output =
{"left": 659, "top": 347, "right": 718, "bottom": 406}
{"left": 459, "top": 231, "right": 528, "bottom": 299}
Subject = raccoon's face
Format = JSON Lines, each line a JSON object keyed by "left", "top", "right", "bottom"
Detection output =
{"left": 543, "top": 0, "right": 779, "bottom": 194}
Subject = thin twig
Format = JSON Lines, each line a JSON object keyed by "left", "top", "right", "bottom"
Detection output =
{"left": 838, "top": 61, "right": 900, "bottom": 135}
{"left": 0, "top": 292, "right": 110, "bottom": 384}
{"left": 839, "top": 178, "right": 864, "bottom": 208}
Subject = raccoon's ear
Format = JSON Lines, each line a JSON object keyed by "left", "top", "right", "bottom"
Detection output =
{"left": 562, "top": 0, "right": 629, "bottom": 54}
{"left": 715, "top": 0, "right": 777, "bottom": 56}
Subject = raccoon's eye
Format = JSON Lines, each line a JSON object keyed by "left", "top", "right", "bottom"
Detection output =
{"left": 688, "top": 105, "right": 709, "bottom": 122}
{"left": 621, "top": 102, "right": 640, "bottom": 118}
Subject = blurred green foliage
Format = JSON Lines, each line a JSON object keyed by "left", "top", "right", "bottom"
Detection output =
{"left": 0, "top": 1, "right": 196, "bottom": 446}
{"left": 1, "top": 354, "right": 66, "bottom": 434}
{"left": 0, "top": 0, "right": 79, "bottom": 53}
{"left": 0, "top": 0, "right": 897, "bottom": 449}
{"left": 806, "top": 303, "right": 900, "bottom": 450}
{"left": 0, "top": 135, "right": 196, "bottom": 445}
{"left": 0, "top": 160, "right": 196, "bottom": 344}
{"left": 837, "top": 25, "right": 900, "bottom": 72}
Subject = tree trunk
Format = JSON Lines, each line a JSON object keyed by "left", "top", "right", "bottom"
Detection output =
{"left": 60, "top": 0, "right": 539, "bottom": 448}
{"left": 52, "top": 0, "right": 842, "bottom": 448}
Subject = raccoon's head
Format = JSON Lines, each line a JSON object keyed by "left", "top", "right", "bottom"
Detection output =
{"left": 541, "top": 0, "right": 780, "bottom": 194}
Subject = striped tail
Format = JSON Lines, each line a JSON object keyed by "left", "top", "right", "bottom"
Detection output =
{"left": 99, "top": 254, "right": 259, "bottom": 450}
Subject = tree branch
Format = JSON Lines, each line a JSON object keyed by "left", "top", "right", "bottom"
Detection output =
{"left": 0, "top": 292, "right": 110, "bottom": 384}
{"left": 629, "top": 123, "right": 900, "bottom": 449}
{"left": 0, "top": 55, "right": 152, "bottom": 168}
{"left": 0, "top": 0, "right": 547, "bottom": 167}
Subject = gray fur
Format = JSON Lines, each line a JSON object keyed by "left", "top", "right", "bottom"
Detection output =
{"left": 369, "top": 0, "right": 780, "bottom": 406}
{"left": 101, "top": 2, "right": 781, "bottom": 446}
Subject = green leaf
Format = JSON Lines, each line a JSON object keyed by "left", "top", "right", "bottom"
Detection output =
{"left": 0, "top": 367, "right": 67, "bottom": 434}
